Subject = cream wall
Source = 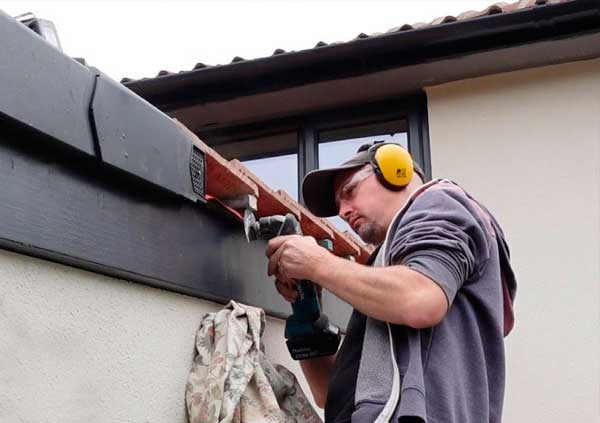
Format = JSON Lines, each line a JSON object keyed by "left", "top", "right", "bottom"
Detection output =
{"left": 426, "top": 59, "right": 600, "bottom": 422}
{"left": 0, "top": 249, "right": 319, "bottom": 422}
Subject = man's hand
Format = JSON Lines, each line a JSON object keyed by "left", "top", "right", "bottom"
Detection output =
{"left": 266, "top": 235, "right": 328, "bottom": 286}
{"left": 273, "top": 279, "right": 299, "bottom": 303}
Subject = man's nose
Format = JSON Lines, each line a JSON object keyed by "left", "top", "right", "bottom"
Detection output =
{"left": 338, "top": 200, "right": 352, "bottom": 222}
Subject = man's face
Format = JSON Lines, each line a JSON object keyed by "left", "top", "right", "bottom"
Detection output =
{"left": 333, "top": 165, "right": 388, "bottom": 245}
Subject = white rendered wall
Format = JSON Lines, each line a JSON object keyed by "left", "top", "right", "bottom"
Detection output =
{"left": 0, "top": 249, "right": 319, "bottom": 422}
{"left": 426, "top": 59, "right": 600, "bottom": 422}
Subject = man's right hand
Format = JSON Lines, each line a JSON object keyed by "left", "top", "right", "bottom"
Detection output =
{"left": 274, "top": 279, "right": 299, "bottom": 303}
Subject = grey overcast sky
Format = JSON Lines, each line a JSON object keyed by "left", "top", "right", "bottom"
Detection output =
{"left": 2, "top": 0, "right": 494, "bottom": 81}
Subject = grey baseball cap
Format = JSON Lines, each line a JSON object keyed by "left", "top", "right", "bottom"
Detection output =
{"left": 301, "top": 142, "right": 425, "bottom": 217}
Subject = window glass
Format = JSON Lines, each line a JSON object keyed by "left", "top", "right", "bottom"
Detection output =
{"left": 243, "top": 153, "right": 298, "bottom": 200}
{"left": 211, "top": 131, "right": 299, "bottom": 200}
{"left": 318, "top": 123, "right": 408, "bottom": 238}
{"left": 212, "top": 132, "right": 296, "bottom": 161}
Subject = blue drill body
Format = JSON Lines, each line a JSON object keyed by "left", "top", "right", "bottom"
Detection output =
{"left": 244, "top": 212, "right": 340, "bottom": 360}
{"left": 286, "top": 279, "right": 322, "bottom": 339}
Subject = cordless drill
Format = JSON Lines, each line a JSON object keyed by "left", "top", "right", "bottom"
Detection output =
{"left": 244, "top": 210, "right": 340, "bottom": 360}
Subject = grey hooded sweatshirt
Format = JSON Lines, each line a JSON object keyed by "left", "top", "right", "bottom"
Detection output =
{"left": 350, "top": 179, "right": 517, "bottom": 423}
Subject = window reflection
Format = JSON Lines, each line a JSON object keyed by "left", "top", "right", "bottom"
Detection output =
{"left": 318, "top": 131, "right": 408, "bottom": 239}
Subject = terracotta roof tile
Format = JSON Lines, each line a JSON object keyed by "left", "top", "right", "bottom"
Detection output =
{"left": 429, "top": 15, "right": 458, "bottom": 25}
{"left": 485, "top": 3, "right": 507, "bottom": 14}
{"left": 456, "top": 9, "right": 484, "bottom": 20}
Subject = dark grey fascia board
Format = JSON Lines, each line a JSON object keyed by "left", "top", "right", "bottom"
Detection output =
{"left": 0, "top": 119, "right": 352, "bottom": 327}
{"left": 0, "top": 121, "right": 279, "bottom": 320}
{"left": 89, "top": 70, "right": 205, "bottom": 203}
{"left": 124, "top": 0, "right": 600, "bottom": 109}
{"left": 0, "top": 10, "right": 204, "bottom": 204}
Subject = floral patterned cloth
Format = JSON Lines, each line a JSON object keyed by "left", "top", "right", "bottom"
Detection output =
{"left": 186, "top": 300, "right": 322, "bottom": 423}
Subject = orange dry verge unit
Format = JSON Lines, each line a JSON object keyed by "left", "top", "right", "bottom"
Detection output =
{"left": 175, "top": 120, "right": 373, "bottom": 264}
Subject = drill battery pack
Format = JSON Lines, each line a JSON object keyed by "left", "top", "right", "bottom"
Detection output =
{"left": 286, "top": 329, "right": 341, "bottom": 360}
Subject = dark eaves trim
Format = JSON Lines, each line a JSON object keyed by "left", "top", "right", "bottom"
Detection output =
{"left": 124, "top": 0, "right": 600, "bottom": 110}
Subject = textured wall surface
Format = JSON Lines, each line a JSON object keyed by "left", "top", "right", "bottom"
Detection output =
{"left": 0, "top": 249, "right": 317, "bottom": 422}
{"left": 426, "top": 58, "right": 600, "bottom": 422}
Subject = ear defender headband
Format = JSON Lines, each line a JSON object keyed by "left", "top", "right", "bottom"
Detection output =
{"left": 367, "top": 142, "right": 414, "bottom": 190}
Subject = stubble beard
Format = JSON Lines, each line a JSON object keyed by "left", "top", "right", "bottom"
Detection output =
{"left": 356, "top": 221, "right": 386, "bottom": 245}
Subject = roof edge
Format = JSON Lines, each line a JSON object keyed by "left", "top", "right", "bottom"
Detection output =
{"left": 124, "top": 0, "right": 600, "bottom": 109}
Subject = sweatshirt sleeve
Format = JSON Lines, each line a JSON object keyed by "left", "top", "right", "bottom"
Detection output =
{"left": 386, "top": 187, "right": 492, "bottom": 305}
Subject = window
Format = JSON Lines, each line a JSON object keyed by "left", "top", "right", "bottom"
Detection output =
{"left": 200, "top": 97, "right": 430, "bottom": 209}
{"left": 212, "top": 131, "right": 299, "bottom": 199}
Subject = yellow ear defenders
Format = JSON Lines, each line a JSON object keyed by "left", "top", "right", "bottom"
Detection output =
{"left": 367, "top": 142, "right": 415, "bottom": 190}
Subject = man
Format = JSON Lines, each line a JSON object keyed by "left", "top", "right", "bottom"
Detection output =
{"left": 266, "top": 142, "right": 517, "bottom": 423}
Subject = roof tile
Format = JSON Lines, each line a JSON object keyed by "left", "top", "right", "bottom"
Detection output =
{"left": 486, "top": 3, "right": 506, "bottom": 14}
{"left": 121, "top": 0, "right": 575, "bottom": 83}
{"left": 430, "top": 15, "right": 458, "bottom": 25}
{"left": 456, "top": 9, "right": 484, "bottom": 20}
{"left": 411, "top": 22, "right": 430, "bottom": 30}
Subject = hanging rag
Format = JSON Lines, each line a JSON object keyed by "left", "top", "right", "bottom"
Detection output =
{"left": 185, "top": 300, "right": 322, "bottom": 423}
